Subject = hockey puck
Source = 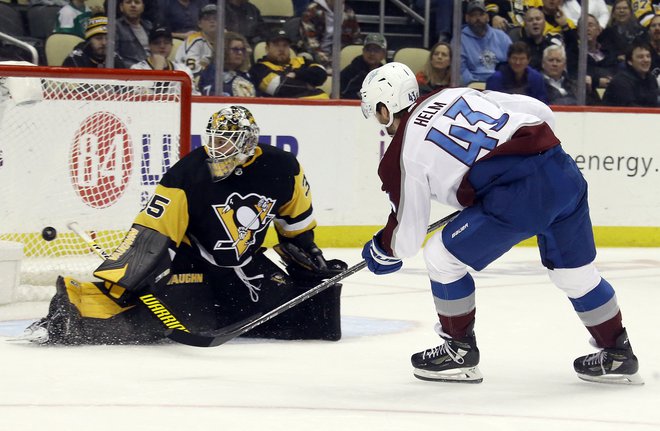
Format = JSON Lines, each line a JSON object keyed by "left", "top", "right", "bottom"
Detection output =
{"left": 42, "top": 226, "right": 57, "bottom": 241}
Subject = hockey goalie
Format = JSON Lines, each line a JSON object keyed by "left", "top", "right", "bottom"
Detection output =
{"left": 22, "top": 105, "right": 347, "bottom": 345}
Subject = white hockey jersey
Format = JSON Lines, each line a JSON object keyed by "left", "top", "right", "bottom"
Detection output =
{"left": 174, "top": 32, "right": 213, "bottom": 75}
{"left": 378, "top": 88, "right": 560, "bottom": 258}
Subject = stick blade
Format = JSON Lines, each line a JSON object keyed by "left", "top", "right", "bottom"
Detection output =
{"left": 166, "top": 328, "right": 219, "bottom": 347}
{"left": 166, "top": 312, "right": 263, "bottom": 347}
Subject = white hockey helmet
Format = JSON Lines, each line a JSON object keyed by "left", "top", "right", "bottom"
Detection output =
{"left": 359, "top": 62, "right": 419, "bottom": 127}
{"left": 204, "top": 106, "right": 259, "bottom": 181}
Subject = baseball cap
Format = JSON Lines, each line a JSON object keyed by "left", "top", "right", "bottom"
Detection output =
{"left": 149, "top": 26, "right": 173, "bottom": 43}
{"left": 364, "top": 33, "right": 387, "bottom": 50}
{"left": 267, "top": 28, "right": 292, "bottom": 43}
{"left": 85, "top": 15, "right": 108, "bottom": 40}
{"left": 466, "top": 0, "right": 487, "bottom": 13}
{"left": 199, "top": 4, "right": 217, "bottom": 19}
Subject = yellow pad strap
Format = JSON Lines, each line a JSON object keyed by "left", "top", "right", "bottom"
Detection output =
{"left": 63, "top": 276, "right": 133, "bottom": 319}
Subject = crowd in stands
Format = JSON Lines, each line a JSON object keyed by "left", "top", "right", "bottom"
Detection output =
{"left": 1, "top": 0, "right": 659, "bottom": 106}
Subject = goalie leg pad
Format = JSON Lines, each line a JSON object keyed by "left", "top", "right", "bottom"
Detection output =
{"left": 243, "top": 283, "right": 343, "bottom": 341}
{"left": 38, "top": 277, "right": 165, "bottom": 345}
{"left": 219, "top": 254, "right": 343, "bottom": 341}
{"left": 40, "top": 276, "right": 86, "bottom": 345}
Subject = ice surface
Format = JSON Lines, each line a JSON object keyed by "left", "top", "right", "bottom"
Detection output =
{"left": 0, "top": 247, "right": 658, "bottom": 431}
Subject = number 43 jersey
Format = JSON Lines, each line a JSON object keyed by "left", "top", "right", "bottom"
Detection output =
{"left": 378, "top": 88, "right": 561, "bottom": 258}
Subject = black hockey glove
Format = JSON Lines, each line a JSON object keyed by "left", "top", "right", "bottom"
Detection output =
{"left": 273, "top": 239, "right": 347, "bottom": 284}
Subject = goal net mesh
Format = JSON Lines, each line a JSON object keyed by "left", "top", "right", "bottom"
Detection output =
{"left": 0, "top": 67, "right": 191, "bottom": 294}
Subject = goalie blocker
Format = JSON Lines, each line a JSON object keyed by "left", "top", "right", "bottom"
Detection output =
{"left": 93, "top": 224, "right": 173, "bottom": 306}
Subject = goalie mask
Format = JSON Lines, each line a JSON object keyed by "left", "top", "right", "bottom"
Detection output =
{"left": 204, "top": 106, "right": 260, "bottom": 181}
{"left": 360, "top": 62, "right": 419, "bottom": 127}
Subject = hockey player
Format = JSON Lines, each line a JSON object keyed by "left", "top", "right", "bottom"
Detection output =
{"left": 23, "top": 105, "right": 346, "bottom": 345}
{"left": 358, "top": 62, "right": 643, "bottom": 385}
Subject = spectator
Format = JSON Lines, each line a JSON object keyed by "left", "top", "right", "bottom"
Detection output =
{"left": 116, "top": 0, "right": 153, "bottom": 67}
{"left": 460, "top": 0, "right": 512, "bottom": 84}
{"left": 250, "top": 28, "right": 328, "bottom": 99}
{"left": 541, "top": 0, "right": 577, "bottom": 34}
{"left": 562, "top": 0, "right": 610, "bottom": 28}
{"left": 160, "top": 0, "right": 208, "bottom": 40}
{"left": 198, "top": 31, "right": 256, "bottom": 97}
{"left": 340, "top": 33, "right": 387, "bottom": 99}
{"left": 542, "top": 44, "right": 600, "bottom": 104}
{"left": 175, "top": 3, "right": 217, "bottom": 78}
{"left": 485, "top": 0, "right": 543, "bottom": 29}
{"left": 631, "top": 0, "right": 660, "bottom": 27}
{"left": 486, "top": 41, "right": 548, "bottom": 102}
{"left": 648, "top": 14, "right": 660, "bottom": 79}
{"left": 54, "top": 0, "right": 98, "bottom": 38}
{"left": 298, "top": 0, "right": 362, "bottom": 71}
{"left": 130, "top": 25, "right": 198, "bottom": 94}
{"left": 599, "top": 0, "right": 646, "bottom": 61}
{"left": 416, "top": 41, "right": 453, "bottom": 95}
{"left": 603, "top": 40, "right": 659, "bottom": 106}
{"left": 509, "top": 7, "right": 567, "bottom": 71}
{"left": 62, "top": 15, "right": 128, "bottom": 68}
{"left": 225, "top": 0, "right": 266, "bottom": 46}
{"left": 582, "top": 14, "right": 621, "bottom": 88}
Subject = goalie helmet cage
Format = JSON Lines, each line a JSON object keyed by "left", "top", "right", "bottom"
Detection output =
{"left": 0, "top": 66, "right": 192, "bottom": 291}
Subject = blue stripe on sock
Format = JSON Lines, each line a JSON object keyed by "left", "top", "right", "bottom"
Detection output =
{"left": 569, "top": 278, "right": 615, "bottom": 312}
{"left": 431, "top": 273, "right": 475, "bottom": 301}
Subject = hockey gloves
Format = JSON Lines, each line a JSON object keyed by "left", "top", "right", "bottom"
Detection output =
{"left": 362, "top": 231, "right": 402, "bottom": 275}
{"left": 274, "top": 241, "right": 347, "bottom": 284}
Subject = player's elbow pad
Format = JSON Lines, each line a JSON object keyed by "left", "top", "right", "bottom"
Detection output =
{"left": 93, "top": 224, "right": 173, "bottom": 293}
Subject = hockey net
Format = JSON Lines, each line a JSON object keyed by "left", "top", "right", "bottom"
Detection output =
{"left": 0, "top": 66, "right": 192, "bottom": 298}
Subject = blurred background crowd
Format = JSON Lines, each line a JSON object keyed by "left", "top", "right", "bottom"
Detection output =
{"left": 0, "top": 0, "right": 658, "bottom": 106}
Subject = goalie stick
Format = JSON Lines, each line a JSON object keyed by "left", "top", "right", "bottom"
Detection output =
{"left": 67, "top": 222, "right": 199, "bottom": 344}
{"left": 167, "top": 210, "right": 461, "bottom": 347}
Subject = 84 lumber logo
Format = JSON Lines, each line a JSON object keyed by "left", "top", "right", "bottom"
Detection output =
{"left": 213, "top": 192, "right": 276, "bottom": 259}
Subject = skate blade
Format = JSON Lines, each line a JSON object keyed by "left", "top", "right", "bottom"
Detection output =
{"left": 413, "top": 366, "right": 483, "bottom": 383}
{"left": 577, "top": 372, "right": 644, "bottom": 386}
{"left": 6, "top": 328, "right": 49, "bottom": 344}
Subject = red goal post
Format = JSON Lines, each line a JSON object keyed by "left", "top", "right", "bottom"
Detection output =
{"left": 0, "top": 65, "right": 192, "bottom": 289}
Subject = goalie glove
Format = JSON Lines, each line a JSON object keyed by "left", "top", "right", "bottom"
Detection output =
{"left": 273, "top": 240, "right": 347, "bottom": 284}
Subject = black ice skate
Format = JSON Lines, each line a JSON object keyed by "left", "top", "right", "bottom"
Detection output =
{"left": 411, "top": 326, "right": 483, "bottom": 383}
{"left": 574, "top": 328, "right": 643, "bottom": 385}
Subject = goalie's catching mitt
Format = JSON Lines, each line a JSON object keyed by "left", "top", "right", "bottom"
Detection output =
{"left": 273, "top": 242, "right": 347, "bottom": 284}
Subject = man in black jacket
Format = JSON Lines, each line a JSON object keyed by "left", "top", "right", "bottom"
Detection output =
{"left": 250, "top": 28, "right": 328, "bottom": 99}
{"left": 225, "top": 0, "right": 266, "bottom": 46}
{"left": 508, "top": 7, "right": 574, "bottom": 72}
{"left": 603, "top": 41, "right": 659, "bottom": 107}
{"left": 340, "top": 33, "right": 387, "bottom": 99}
{"left": 62, "top": 15, "right": 128, "bottom": 68}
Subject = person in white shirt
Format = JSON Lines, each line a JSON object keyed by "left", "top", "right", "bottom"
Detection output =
{"left": 131, "top": 26, "right": 199, "bottom": 95}
{"left": 174, "top": 3, "right": 217, "bottom": 77}
{"left": 562, "top": 0, "right": 610, "bottom": 28}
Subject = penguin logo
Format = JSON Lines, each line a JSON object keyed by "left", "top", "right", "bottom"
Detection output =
{"left": 213, "top": 192, "right": 276, "bottom": 259}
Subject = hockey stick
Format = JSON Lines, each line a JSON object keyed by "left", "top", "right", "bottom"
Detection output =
{"left": 67, "top": 222, "right": 198, "bottom": 343}
{"left": 168, "top": 210, "right": 461, "bottom": 347}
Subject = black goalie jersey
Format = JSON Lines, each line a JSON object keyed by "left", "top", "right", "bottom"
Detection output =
{"left": 133, "top": 144, "right": 316, "bottom": 268}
